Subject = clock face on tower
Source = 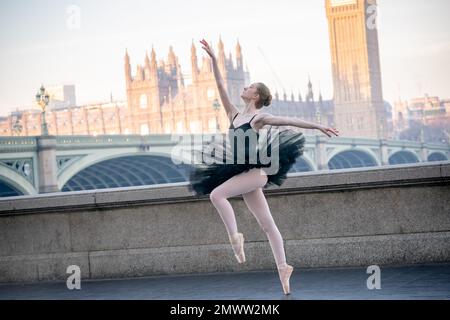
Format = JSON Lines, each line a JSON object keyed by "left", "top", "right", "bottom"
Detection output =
{"left": 330, "top": 0, "right": 357, "bottom": 6}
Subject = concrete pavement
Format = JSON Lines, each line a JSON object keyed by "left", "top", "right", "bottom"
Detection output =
{"left": 0, "top": 262, "right": 449, "bottom": 300}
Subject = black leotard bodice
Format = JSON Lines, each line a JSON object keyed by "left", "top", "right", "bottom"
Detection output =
{"left": 229, "top": 113, "right": 258, "bottom": 131}
{"left": 228, "top": 113, "right": 260, "bottom": 164}
{"left": 188, "top": 112, "right": 305, "bottom": 196}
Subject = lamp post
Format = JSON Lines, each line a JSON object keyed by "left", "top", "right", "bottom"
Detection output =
{"left": 212, "top": 99, "right": 221, "bottom": 132}
{"left": 419, "top": 109, "right": 425, "bottom": 143}
{"left": 35, "top": 85, "right": 50, "bottom": 136}
{"left": 443, "top": 129, "right": 450, "bottom": 146}
{"left": 315, "top": 108, "right": 322, "bottom": 127}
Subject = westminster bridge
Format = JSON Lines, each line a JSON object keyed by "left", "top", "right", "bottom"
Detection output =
{"left": 0, "top": 134, "right": 449, "bottom": 197}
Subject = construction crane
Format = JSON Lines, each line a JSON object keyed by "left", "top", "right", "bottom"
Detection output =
{"left": 257, "top": 45, "right": 286, "bottom": 94}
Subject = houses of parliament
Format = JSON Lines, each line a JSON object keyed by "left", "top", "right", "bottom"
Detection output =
{"left": 0, "top": 0, "right": 393, "bottom": 139}
{"left": 0, "top": 38, "right": 335, "bottom": 138}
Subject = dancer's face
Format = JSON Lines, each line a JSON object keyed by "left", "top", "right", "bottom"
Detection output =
{"left": 241, "top": 83, "right": 260, "bottom": 104}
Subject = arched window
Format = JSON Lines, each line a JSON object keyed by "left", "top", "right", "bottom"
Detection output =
{"left": 208, "top": 118, "right": 217, "bottom": 131}
{"left": 207, "top": 88, "right": 215, "bottom": 101}
{"left": 139, "top": 94, "right": 148, "bottom": 109}
{"left": 140, "top": 124, "right": 149, "bottom": 135}
{"left": 176, "top": 121, "right": 184, "bottom": 134}
{"left": 190, "top": 121, "right": 201, "bottom": 134}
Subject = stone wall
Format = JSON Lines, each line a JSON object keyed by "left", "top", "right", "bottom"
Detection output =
{"left": 0, "top": 162, "right": 449, "bottom": 283}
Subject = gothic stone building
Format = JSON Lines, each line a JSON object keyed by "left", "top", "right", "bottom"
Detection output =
{"left": 0, "top": 39, "right": 334, "bottom": 137}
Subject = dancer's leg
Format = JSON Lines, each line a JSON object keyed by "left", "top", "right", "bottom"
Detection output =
{"left": 209, "top": 168, "right": 268, "bottom": 237}
{"left": 242, "top": 188, "right": 287, "bottom": 268}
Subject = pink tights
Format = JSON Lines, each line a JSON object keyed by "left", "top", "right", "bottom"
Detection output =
{"left": 209, "top": 168, "right": 287, "bottom": 268}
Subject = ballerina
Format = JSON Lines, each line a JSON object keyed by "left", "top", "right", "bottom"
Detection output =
{"left": 188, "top": 39, "right": 340, "bottom": 295}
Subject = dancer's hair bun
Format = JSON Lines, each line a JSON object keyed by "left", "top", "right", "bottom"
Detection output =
{"left": 263, "top": 94, "right": 272, "bottom": 106}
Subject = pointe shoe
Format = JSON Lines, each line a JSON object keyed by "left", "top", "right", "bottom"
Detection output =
{"left": 229, "top": 232, "right": 246, "bottom": 263}
{"left": 278, "top": 264, "right": 294, "bottom": 295}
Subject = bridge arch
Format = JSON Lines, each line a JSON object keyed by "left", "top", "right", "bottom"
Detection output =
{"left": 0, "top": 165, "right": 37, "bottom": 197}
{"left": 289, "top": 155, "right": 315, "bottom": 172}
{"left": 328, "top": 148, "right": 380, "bottom": 170}
{"left": 61, "top": 153, "right": 192, "bottom": 192}
{"left": 428, "top": 152, "right": 448, "bottom": 162}
{"left": 389, "top": 151, "right": 420, "bottom": 165}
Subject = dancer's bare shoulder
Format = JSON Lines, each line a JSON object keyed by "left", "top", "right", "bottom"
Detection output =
{"left": 227, "top": 106, "right": 241, "bottom": 123}
{"left": 251, "top": 112, "right": 274, "bottom": 132}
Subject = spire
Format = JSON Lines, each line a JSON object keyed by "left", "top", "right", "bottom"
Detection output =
{"left": 318, "top": 83, "right": 323, "bottom": 106}
{"left": 315, "top": 82, "right": 322, "bottom": 124}
{"left": 291, "top": 91, "right": 295, "bottom": 102}
{"left": 298, "top": 91, "right": 303, "bottom": 103}
{"left": 236, "top": 38, "right": 242, "bottom": 56}
{"left": 218, "top": 35, "right": 224, "bottom": 51}
{"left": 306, "top": 75, "right": 314, "bottom": 102}
{"left": 145, "top": 50, "right": 150, "bottom": 67}
{"left": 191, "top": 39, "right": 197, "bottom": 55}
{"left": 275, "top": 91, "right": 279, "bottom": 101}
{"left": 168, "top": 45, "right": 177, "bottom": 67}
{"left": 124, "top": 49, "right": 132, "bottom": 85}
{"left": 176, "top": 56, "right": 184, "bottom": 89}
{"left": 236, "top": 38, "right": 243, "bottom": 70}
{"left": 228, "top": 52, "right": 234, "bottom": 69}
{"left": 283, "top": 91, "right": 287, "bottom": 101}
{"left": 125, "top": 48, "right": 130, "bottom": 64}
{"left": 191, "top": 39, "right": 198, "bottom": 82}
{"left": 151, "top": 45, "right": 157, "bottom": 65}
{"left": 217, "top": 35, "right": 226, "bottom": 72}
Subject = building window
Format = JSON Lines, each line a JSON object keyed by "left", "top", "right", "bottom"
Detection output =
{"left": 346, "top": 115, "right": 353, "bottom": 125}
{"left": 190, "top": 120, "right": 201, "bottom": 134}
{"left": 176, "top": 121, "right": 184, "bottom": 134}
{"left": 140, "top": 124, "right": 149, "bottom": 135}
{"left": 208, "top": 118, "right": 217, "bottom": 131}
{"left": 140, "top": 94, "right": 148, "bottom": 109}
{"left": 207, "top": 88, "right": 215, "bottom": 101}
{"left": 357, "top": 116, "right": 364, "bottom": 130}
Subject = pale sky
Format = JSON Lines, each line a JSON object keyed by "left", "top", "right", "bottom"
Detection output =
{"left": 0, "top": 0, "right": 449, "bottom": 116}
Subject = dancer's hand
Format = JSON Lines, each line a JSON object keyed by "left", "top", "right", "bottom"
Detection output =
{"left": 200, "top": 39, "right": 216, "bottom": 61}
{"left": 317, "top": 125, "right": 340, "bottom": 138}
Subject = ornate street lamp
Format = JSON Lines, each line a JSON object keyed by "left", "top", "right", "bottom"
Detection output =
{"left": 443, "top": 129, "right": 450, "bottom": 146}
{"left": 315, "top": 108, "right": 322, "bottom": 126}
{"left": 35, "top": 85, "right": 50, "bottom": 135}
{"left": 379, "top": 120, "right": 384, "bottom": 140}
{"left": 419, "top": 109, "right": 425, "bottom": 143}
{"left": 212, "top": 99, "right": 221, "bottom": 132}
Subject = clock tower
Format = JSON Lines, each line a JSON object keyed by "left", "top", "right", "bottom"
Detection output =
{"left": 325, "top": 0, "right": 388, "bottom": 139}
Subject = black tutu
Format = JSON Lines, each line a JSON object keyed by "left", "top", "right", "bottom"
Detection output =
{"left": 187, "top": 125, "right": 306, "bottom": 196}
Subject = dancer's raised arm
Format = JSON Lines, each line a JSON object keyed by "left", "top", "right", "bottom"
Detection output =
{"left": 256, "top": 114, "right": 340, "bottom": 138}
{"left": 200, "top": 39, "right": 239, "bottom": 120}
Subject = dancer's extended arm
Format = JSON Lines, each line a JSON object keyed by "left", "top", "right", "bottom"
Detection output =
{"left": 256, "top": 113, "right": 340, "bottom": 138}
{"left": 200, "top": 39, "right": 239, "bottom": 120}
